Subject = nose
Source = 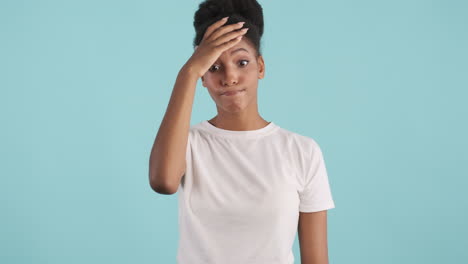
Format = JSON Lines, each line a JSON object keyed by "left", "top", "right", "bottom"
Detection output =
{"left": 221, "top": 67, "right": 238, "bottom": 86}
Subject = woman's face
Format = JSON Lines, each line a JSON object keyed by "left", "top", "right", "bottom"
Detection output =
{"left": 201, "top": 39, "right": 265, "bottom": 114}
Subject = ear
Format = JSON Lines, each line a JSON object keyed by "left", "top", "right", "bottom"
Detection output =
{"left": 257, "top": 55, "right": 265, "bottom": 79}
{"left": 201, "top": 75, "right": 206, "bottom": 87}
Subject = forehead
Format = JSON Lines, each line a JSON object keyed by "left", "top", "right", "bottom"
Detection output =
{"left": 220, "top": 40, "right": 254, "bottom": 57}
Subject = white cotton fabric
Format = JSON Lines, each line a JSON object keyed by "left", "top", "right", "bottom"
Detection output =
{"left": 176, "top": 120, "right": 335, "bottom": 264}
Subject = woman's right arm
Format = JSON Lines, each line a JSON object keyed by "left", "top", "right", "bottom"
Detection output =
{"left": 148, "top": 64, "right": 199, "bottom": 195}
{"left": 148, "top": 16, "right": 248, "bottom": 194}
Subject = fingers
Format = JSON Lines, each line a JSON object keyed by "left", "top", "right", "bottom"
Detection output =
{"left": 213, "top": 27, "right": 249, "bottom": 47}
{"left": 202, "top": 16, "right": 229, "bottom": 41}
{"left": 218, "top": 33, "right": 244, "bottom": 49}
{"left": 198, "top": 16, "right": 248, "bottom": 53}
{"left": 210, "top": 22, "right": 245, "bottom": 43}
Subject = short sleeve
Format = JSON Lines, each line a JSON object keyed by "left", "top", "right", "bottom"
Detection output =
{"left": 298, "top": 141, "right": 336, "bottom": 212}
{"left": 177, "top": 129, "right": 192, "bottom": 192}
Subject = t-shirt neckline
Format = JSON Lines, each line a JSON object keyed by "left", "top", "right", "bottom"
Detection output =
{"left": 200, "top": 120, "right": 279, "bottom": 138}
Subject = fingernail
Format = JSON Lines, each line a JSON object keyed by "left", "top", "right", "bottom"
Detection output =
{"left": 222, "top": 16, "right": 229, "bottom": 20}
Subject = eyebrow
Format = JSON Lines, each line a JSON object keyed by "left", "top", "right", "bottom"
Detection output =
{"left": 213, "top": 48, "right": 250, "bottom": 65}
{"left": 230, "top": 48, "right": 249, "bottom": 55}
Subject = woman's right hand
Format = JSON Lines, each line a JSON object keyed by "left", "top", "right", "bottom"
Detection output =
{"left": 184, "top": 17, "right": 249, "bottom": 78}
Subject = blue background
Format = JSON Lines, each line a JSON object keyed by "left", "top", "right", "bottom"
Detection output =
{"left": 2, "top": 0, "right": 467, "bottom": 263}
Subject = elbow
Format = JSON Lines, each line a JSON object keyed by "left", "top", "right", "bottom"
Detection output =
{"left": 150, "top": 183, "right": 176, "bottom": 195}
{"left": 149, "top": 172, "right": 178, "bottom": 195}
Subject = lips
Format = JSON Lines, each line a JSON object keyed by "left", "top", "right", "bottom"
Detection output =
{"left": 221, "top": 89, "right": 246, "bottom": 96}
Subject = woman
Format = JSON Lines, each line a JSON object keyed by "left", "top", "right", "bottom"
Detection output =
{"left": 149, "top": 0, "right": 336, "bottom": 263}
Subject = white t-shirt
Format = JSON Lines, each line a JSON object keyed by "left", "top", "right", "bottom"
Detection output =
{"left": 176, "top": 120, "right": 335, "bottom": 264}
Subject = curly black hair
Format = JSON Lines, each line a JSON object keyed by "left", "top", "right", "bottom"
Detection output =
{"left": 193, "top": 0, "right": 264, "bottom": 58}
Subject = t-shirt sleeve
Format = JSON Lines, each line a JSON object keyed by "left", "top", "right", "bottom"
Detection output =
{"left": 177, "top": 129, "right": 192, "bottom": 192}
{"left": 298, "top": 140, "right": 336, "bottom": 212}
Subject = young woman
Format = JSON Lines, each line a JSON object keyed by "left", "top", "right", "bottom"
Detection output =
{"left": 149, "top": 0, "right": 336, "bottom": 263}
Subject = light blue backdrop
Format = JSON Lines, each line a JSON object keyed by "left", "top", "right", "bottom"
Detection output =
{"left": 2, "top": 0, "right": 467, "bottom": 263}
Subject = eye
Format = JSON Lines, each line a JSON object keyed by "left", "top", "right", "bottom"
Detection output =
{"left": 208, "top": 60, "right": 249, "bottom": 73}
{"left": 239, "top": 59, "right": 249, "bottom": 67}
{"left": 209, "top": 64, "right": 220, "bottom": 72}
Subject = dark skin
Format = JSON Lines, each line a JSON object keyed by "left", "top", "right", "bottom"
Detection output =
{"left": 196, "top": 21, "right": 331, "bottom": 263}
{"left": 200, "top": 38, "right": 270, "bottom": 131}
{"left": 200, "top": 37, "right": 331, "bottom": 264}
{"left": 298, "top": 210, "right": 330, "bottom": 264}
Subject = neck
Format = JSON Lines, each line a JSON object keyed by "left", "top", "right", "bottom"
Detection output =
{"left": 208, "top": 115, "right": 269, "bottom": 131}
